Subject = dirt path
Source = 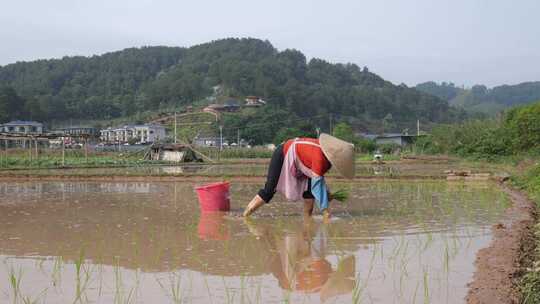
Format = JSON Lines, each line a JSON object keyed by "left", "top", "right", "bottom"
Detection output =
{"left": 466, "top": 185, "right": 536, "bottom": 304}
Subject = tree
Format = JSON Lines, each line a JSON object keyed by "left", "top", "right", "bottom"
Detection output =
{"left": 273, "top": 125, "right": 316, "bottom": 145}
{"left": 504, "top": 101, "right": 540, "bottom": 151}
{"left": 0, "top": 38, "right": 463, "bottom": 130}
{"left": 273, "top": 127, "right": 304, "bottom": 145}
{"left": 0, "top": 86, "right": 25, "bottom": 122}
{"left": 381, "top": 113, "right": 396, "bottom": 134}
{"left": 332, "top": 122, "right": 355, "bottom": 143}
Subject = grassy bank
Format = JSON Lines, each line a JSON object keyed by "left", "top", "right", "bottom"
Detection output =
{"left": 0, "top": 149, "right": 156, "bottom": 170}
{"left": 514, "top": 162, "right": 540, "bottom": 304}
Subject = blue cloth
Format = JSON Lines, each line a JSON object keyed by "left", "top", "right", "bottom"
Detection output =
{"left": 311, "top": 176, "right": 329, "bottom": 211}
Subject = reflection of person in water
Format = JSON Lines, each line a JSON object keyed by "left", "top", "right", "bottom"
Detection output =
{"left": 246, "top": 220, "right": 356, "bottom": 302}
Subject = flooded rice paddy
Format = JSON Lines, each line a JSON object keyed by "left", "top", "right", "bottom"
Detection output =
{"left": 0, "top": 180, "right": 508, "bottom": 303}
{"left": 0, "top": 161, "right": 498, "bottom": 178}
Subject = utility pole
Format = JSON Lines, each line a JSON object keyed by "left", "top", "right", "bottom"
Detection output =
{"left": 174, "top": 112, "right": 177, "bottom": 144}
{"left": 84, "top": 136, "right": 88, "bottom": 164}
{"left": 316, "top": 127, "right": 321, "bottom": 136}
{"left": 329, "top": 114, "right": 333, "bottom": 135}
{"left": 219, "top": 125, "right": 223, "bottom": 151}
{"left": 4, "top": 139, "right": 7, "bottom": 168}
{"left": 34, "top": 138, "right": 38, "bottom": 162}
{"left": 28, "top": 139, "right": 32, "bottom": 162}
{"left": 417, "top": 119, "right": 420, "bottom": 136}
{"left": 237, "top": 129, "right": 240, "bottom": 146}
{"left": 61, "top": 138, "right": 65, "bottom": 167}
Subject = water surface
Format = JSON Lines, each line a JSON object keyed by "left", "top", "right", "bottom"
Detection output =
{"left": 0, "top": 180, "right": 507, "bottom": 303}
{"left": 0, "top": 161, "right": 495, "bottom": 177}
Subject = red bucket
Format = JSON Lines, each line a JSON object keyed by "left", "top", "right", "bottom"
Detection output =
{"left": 195, "top": 182, "right": 230, "bottom": 212}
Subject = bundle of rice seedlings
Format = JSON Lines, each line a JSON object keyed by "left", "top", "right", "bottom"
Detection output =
{"left": 331, "top": 189, "right": 350, "bottom": 202}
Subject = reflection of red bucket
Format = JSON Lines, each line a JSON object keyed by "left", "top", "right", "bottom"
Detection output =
{"left": 198, "top": 212, "right": 230, "bottom": 240}
{"left": 195, "top": 182, "right": 230, "bottom": 212}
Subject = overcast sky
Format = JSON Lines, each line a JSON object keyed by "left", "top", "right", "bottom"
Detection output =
{"left": 1, "top": 0, "right": 539, "bottom": 87}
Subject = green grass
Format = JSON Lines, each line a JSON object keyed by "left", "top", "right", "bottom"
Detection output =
{"left": 0, "top": 149, "right": 160, "bottom": 170}
{"left": 197, "top": 147, "right": 273, "bottom": 159}
{"left": 356, "top": 153, "right": 401, "bottom": 162}
{"left": 516, "top": 162, "right": 540, "bottom": 303}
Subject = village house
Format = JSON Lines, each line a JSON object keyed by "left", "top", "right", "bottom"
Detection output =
{"left": 147, "top": 143, "right": 202, "bottom": 163}
{"left": 358, "top": 133, "right": 418, "bottom": 146}
{"left": 203, "top": 100, "right": 241, "bottom": 113}
{"left": 0, "top": 120, "right": 44, "bottom": 134}
{"left": 244, "top": 96, "right": 266, "bottom": 107}
{"left": 61, "top": 127, "right": 99, "bottom": 137}
{"left": 374, "top": 133, "right": 418, "bottom": 146}
{"left": 100, "top": 124, "right": 166, "bottom": 144}
{"left": 193, "top": 136, "right": 221, "bottom": 147}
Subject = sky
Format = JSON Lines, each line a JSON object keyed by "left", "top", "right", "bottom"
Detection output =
{"left": 1, "top": 0, "right": 539, "bottom": 87}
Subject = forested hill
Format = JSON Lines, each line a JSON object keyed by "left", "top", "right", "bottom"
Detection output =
{"left": 415, "top": 81, "right": 540, "bottom": 115}
{"left": 0, "top": 38, "right": 463, "bottom": 130}
{"left": 0, "top": 46, "right": 186, "bottom": 121}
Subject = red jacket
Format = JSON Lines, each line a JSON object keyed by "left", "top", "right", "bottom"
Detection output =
{"left": 283, "top": 138, "right": 331, "bottom": 176}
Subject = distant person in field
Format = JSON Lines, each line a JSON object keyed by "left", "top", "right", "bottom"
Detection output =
{"left": 243, "top": 133, "right": 355, "bottom": 220}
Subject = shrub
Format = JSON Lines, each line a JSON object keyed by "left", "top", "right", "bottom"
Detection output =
{"left": 356, "top": 138, "right": 377, "bottom": 153}
{"left": 378, "top": 143, "right": 401, "bottom": 154}
{"left": 504, "top": 101, "right": 540, "bottom": 152}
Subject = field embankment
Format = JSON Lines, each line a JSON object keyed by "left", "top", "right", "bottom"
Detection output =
{"left": 467, "top": 184, "right": 536, "bottom": 304}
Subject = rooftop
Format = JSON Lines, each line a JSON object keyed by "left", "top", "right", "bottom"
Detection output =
{"left": 359, "top": 133, "right": 419, "bottom": 139}
{"left": 102, "top": 124, "right": 165, "bottom": 131}
{"left": 2, "top": 120, "right": 43, "bottom": 126}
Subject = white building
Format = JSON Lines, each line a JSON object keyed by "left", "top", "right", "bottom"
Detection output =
{"left": 100, "top": 124, "right": 166, "bottom": 144}
{"left": 244, "top": 96, "right": 266, "bottom": 107}
{"left": 193, "top": 136, "right": 221, "bottom": 147}
{"left": 0, "top": 120, "right": 44, "bottom": 134}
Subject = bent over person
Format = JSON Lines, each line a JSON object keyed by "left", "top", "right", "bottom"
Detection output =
{"left": 243, "top": 133, "right": 355, "bottom": 219}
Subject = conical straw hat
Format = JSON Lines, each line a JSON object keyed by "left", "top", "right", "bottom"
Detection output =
{"left": 319, "top": 133, "right": 355, "bottom": 179}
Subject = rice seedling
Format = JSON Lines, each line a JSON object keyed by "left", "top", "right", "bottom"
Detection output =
{"left": 113, "top": 258, "right": 138, "bottom": 304}
{"left": 423, "top": 268, "right": 430, "bottom": 304}
{"left": 34, "top": 259, "right": 46, "bottom": 275}
{"left": 96, "top": 263, "right": 104, "bottom": 299}
{"left": 281, "top": 289, "right": 291, "bottom": 304}
{"left": 411, "top": 279, "right": 421, "bottom": 304}
{"left": 8, "top": 265, "right": 22, "bottom": 302}
{"left": 331, "top": 189, "right": 350, "bottom": 202}
{"left": 222, "top": 276, "right": 235, "bottom": 304}
{"left": 202, "top": 274, "right": 214, "bottom": 304}
{"left": 239, "top": 274, "right": 247, "bottom": 304}
{"left": 443, "top": 241, "right": 450, "bottom": 275}
{"left": 352, "top": 246, "right": 377, "bottom": 304}
{"left": 73, "top": 249, "right": 92, "bottom": 304}
{"left": 6, "top": 265, "right": 47, "bottom": 304}
{"left": 155, "top": 272, "right": 182, "bottom": 304}
{"left": 51, "top": 256, "right": 63, "bottom": 289}
{"left": 253, "top": 277, "right": 263, "bottom": 304}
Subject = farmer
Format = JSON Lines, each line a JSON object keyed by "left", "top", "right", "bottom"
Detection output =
{"left": 242, "top": 133, "right": 355, "bottom": 219}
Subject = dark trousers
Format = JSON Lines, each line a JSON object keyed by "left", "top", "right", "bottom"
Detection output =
{"left": 258, "top": 144, "right": 314, "bottom": 203}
